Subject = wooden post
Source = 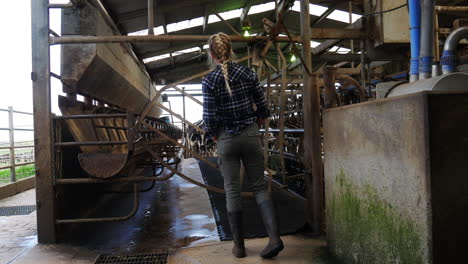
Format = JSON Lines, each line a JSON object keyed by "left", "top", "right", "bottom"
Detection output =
{"left": 323, "top": 66, "right": 338, "bottom": 108}
{"left": 301, "top": 0, "right": 323, "bottom": 234}
{"left": 263, "top": 68, "right": 271, "bottom": 170}
{"left": 274, "top": 43, "right": 287, "bottom": 186}
{"left": 8, "top": 107, "right": 16, "bottom": 182}
{"left": 32, "top": 0, "right": 56, "bottom": 243}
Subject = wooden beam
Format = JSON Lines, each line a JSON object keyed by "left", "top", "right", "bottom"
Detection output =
{"left": 50, "top": 35, "right": 301, "bottom": 45}
{"left": 311, "top": 5, "right": 336, "bottom": 26}
{"left": 210, "top": 7, "right": 241, "bottom": 36}
{"left": 311, "top": 28, "right": 362, "bottom": 39}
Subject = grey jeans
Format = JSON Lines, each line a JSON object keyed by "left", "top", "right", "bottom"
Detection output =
{"left": 217, "top": 123, "right": 271, "bottom": 212}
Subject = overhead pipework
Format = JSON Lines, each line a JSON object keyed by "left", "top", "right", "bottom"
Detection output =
{"left": 419, "top": 0, "right": 435, "bottom": 80}
{"left": 441, "top": 27, "right": 468, "bottom": 74}
{"left": 409, "top": 0, "right": 421, "bottom": 82}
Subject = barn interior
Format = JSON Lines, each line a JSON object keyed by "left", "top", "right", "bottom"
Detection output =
{"left": 22, "top": 0, "right": 468, "bottom": 263}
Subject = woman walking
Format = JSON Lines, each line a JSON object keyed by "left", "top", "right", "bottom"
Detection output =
{"left": 202, "top": 32, "right": 284, "bottom": 259}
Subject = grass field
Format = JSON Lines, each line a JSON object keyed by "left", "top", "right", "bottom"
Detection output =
{"left": 0, "top": 164, "right": 35, "bottom": 183}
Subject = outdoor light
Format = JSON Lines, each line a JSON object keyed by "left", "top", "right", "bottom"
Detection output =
{"left": 290, "top": 54, "right": 297, "bottom": 62}
{"left": 242, "top": 26, "right": 251, "bottom": 37}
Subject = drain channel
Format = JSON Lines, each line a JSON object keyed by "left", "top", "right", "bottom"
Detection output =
{"left": 0, "top": 205, "right": 36, "bottom": 216}
{"left": 95, "top": 251, "right": 168, "bottom": 264}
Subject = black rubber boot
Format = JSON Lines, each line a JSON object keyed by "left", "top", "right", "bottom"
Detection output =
{"left": 258, "top": 199, "right": 284, "bottom": 258}
{"left": 227, "top": 211, "right": 246, "bottom": 258}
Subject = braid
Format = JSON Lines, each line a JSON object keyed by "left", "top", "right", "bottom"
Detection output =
{"left": 208, "top": 33, "right": 232, "bottom": 96}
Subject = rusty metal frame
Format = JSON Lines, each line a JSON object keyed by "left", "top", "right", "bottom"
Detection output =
{"left": 32, "top": 0, "right": 56, "bottom": 243}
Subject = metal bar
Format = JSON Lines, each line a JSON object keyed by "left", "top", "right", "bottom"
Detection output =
{"left": 49, "top": 29, "right": 60, "bottom": 37}
{"left": 8, "top": 107, "right": 16, "bottom": 182}
{"left": 147, "top": 0, "right": 154, "bottom": 35}
{"left": 48, "top": 3, "right": 74, "bottom": 8}
{"left": 56, "top": 184, "right": 139, "bottom": 224}
{"left": 0, "top": 162, "right": 35, "bottom": 170}
{"left": 55, "top": 141, "right": 127, "bottom": 147}
{"left": 156, "top": 103, "right": 205, "bottom": 134}
{"left": 54, "top": 113, "right": 127, "bottom": 119}
{"left": 211, "top": 8, "right": 241, "bottom": 36}
{"left": 182, "top": 87, "right": 187, "bottom": 141}
{"left": 94, "top": 125, "right": 127, "bottom": 130}
{"left": 50, "top": 72, "right": 61, "bottom": 80}
{"left": 142, "top": 121, "right": 217, "bottom": 169}
{"left": 435, "top": 6, "right": 468, "bottom": 13}
{"left": 172, "top": 86, "right": 203, "bottom": 106}
{"left": 0, "top": 145, "right": 34, "bottom": 150}
{"left": 32, "top": 0, "right": 56, "bottom": 243}
{"left": 259, "top": 128, "right": 304, "bottom": 133}
{"left": 274, "top": 43, "right": 287, "bottom": 186}
{"left": 146, "top": 147, "right": 255, "bottom": 196}
{"left": 11, "top": 110, "right": 33, "bottom": 115}
{"left": 50, "top": 35, "right": 300, "bottom": 45}
{"left": 11, "top": 128, "right": 34, "bottom": 131}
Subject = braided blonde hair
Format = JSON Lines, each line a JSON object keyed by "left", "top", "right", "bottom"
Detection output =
{"left": 208, "top": 33, "right": 232, "bottom": 96}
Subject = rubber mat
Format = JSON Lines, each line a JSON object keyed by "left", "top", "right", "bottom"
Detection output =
{"left": 197, "top": 157, "right": 306, "bottom": 241}
{"left": 0, "top": 205, "right": 36, "bottom": 216}
{"left": 95, "top": 251, "right": 168, "bottom": 264}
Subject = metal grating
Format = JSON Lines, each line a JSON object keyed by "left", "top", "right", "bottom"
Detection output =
{"left": 95, "top": 251, "right": 168, "bottom": 264}
{"left": 0, "top": 205, "right": 36, "bottom": 216}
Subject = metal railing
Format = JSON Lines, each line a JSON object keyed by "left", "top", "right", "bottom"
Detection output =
{"left": 0, "top": 107, "right": 34, "bottom": 183}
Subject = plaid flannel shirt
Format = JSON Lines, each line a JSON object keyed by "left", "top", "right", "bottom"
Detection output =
{"left": 202, "top": 62, "right": 270, "bottom": 136}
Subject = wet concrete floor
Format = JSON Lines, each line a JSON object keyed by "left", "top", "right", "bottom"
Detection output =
{"left": 6, "top": 158, "right": 334, "bottom": 263}
{"left": 60, "top": 158, "right": 219, "bottom": 253}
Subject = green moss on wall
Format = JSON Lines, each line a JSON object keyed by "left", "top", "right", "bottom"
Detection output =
{"left": 328, "top": 169, "right": 425, "bottom": 263}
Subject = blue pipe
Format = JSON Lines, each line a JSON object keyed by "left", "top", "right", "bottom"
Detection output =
{"left": 409, "top": 0, "right": 421, "bottom": 82}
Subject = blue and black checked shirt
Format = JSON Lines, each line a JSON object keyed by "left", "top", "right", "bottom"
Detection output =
{"left": 202, "top": 62, "right": 270, "bottom": 136}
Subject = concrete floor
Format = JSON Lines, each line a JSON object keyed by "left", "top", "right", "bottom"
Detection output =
{"left": 0, "top": 158, "right": 333, "bottom": 263}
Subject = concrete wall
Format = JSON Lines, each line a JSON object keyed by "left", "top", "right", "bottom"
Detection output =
{"left": 323, "top": 91, "right": 468, "bottom": 263}
{"left": 323, "top": 93, "right": 432, "bottom": 263}
{"left": 0, "top": 177, "right": 35, "bottom": 200}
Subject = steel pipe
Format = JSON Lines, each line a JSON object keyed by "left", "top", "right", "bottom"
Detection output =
{"left": 148, "top": 0, "right": 154, "bottom": 35}
{"left": 55, "top": 141, "right": 127, "bottom": 147}
{"left": 49, "top": 35, "right": 301, "bottom": 45}
{"left": 441, "top": 27, "right": 468, "bottom": 74}
{"left": 54, "top": 114, "right": 127, "bottom": 119}
{"left": 435, "top": 6, "right": 468, "bottom": 13}
{"left": 419, "top": 0, "right": 435, "bottom": 80}
{"left": 48, "top": 3, "right": 74, "bottom": 8}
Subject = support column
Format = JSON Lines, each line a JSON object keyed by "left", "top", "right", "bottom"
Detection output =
{"left": 301, "top": 0, "right": 323, "bottom": 234}
{"left": 31, "top": 0, "right": 56, "bottom": 243}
